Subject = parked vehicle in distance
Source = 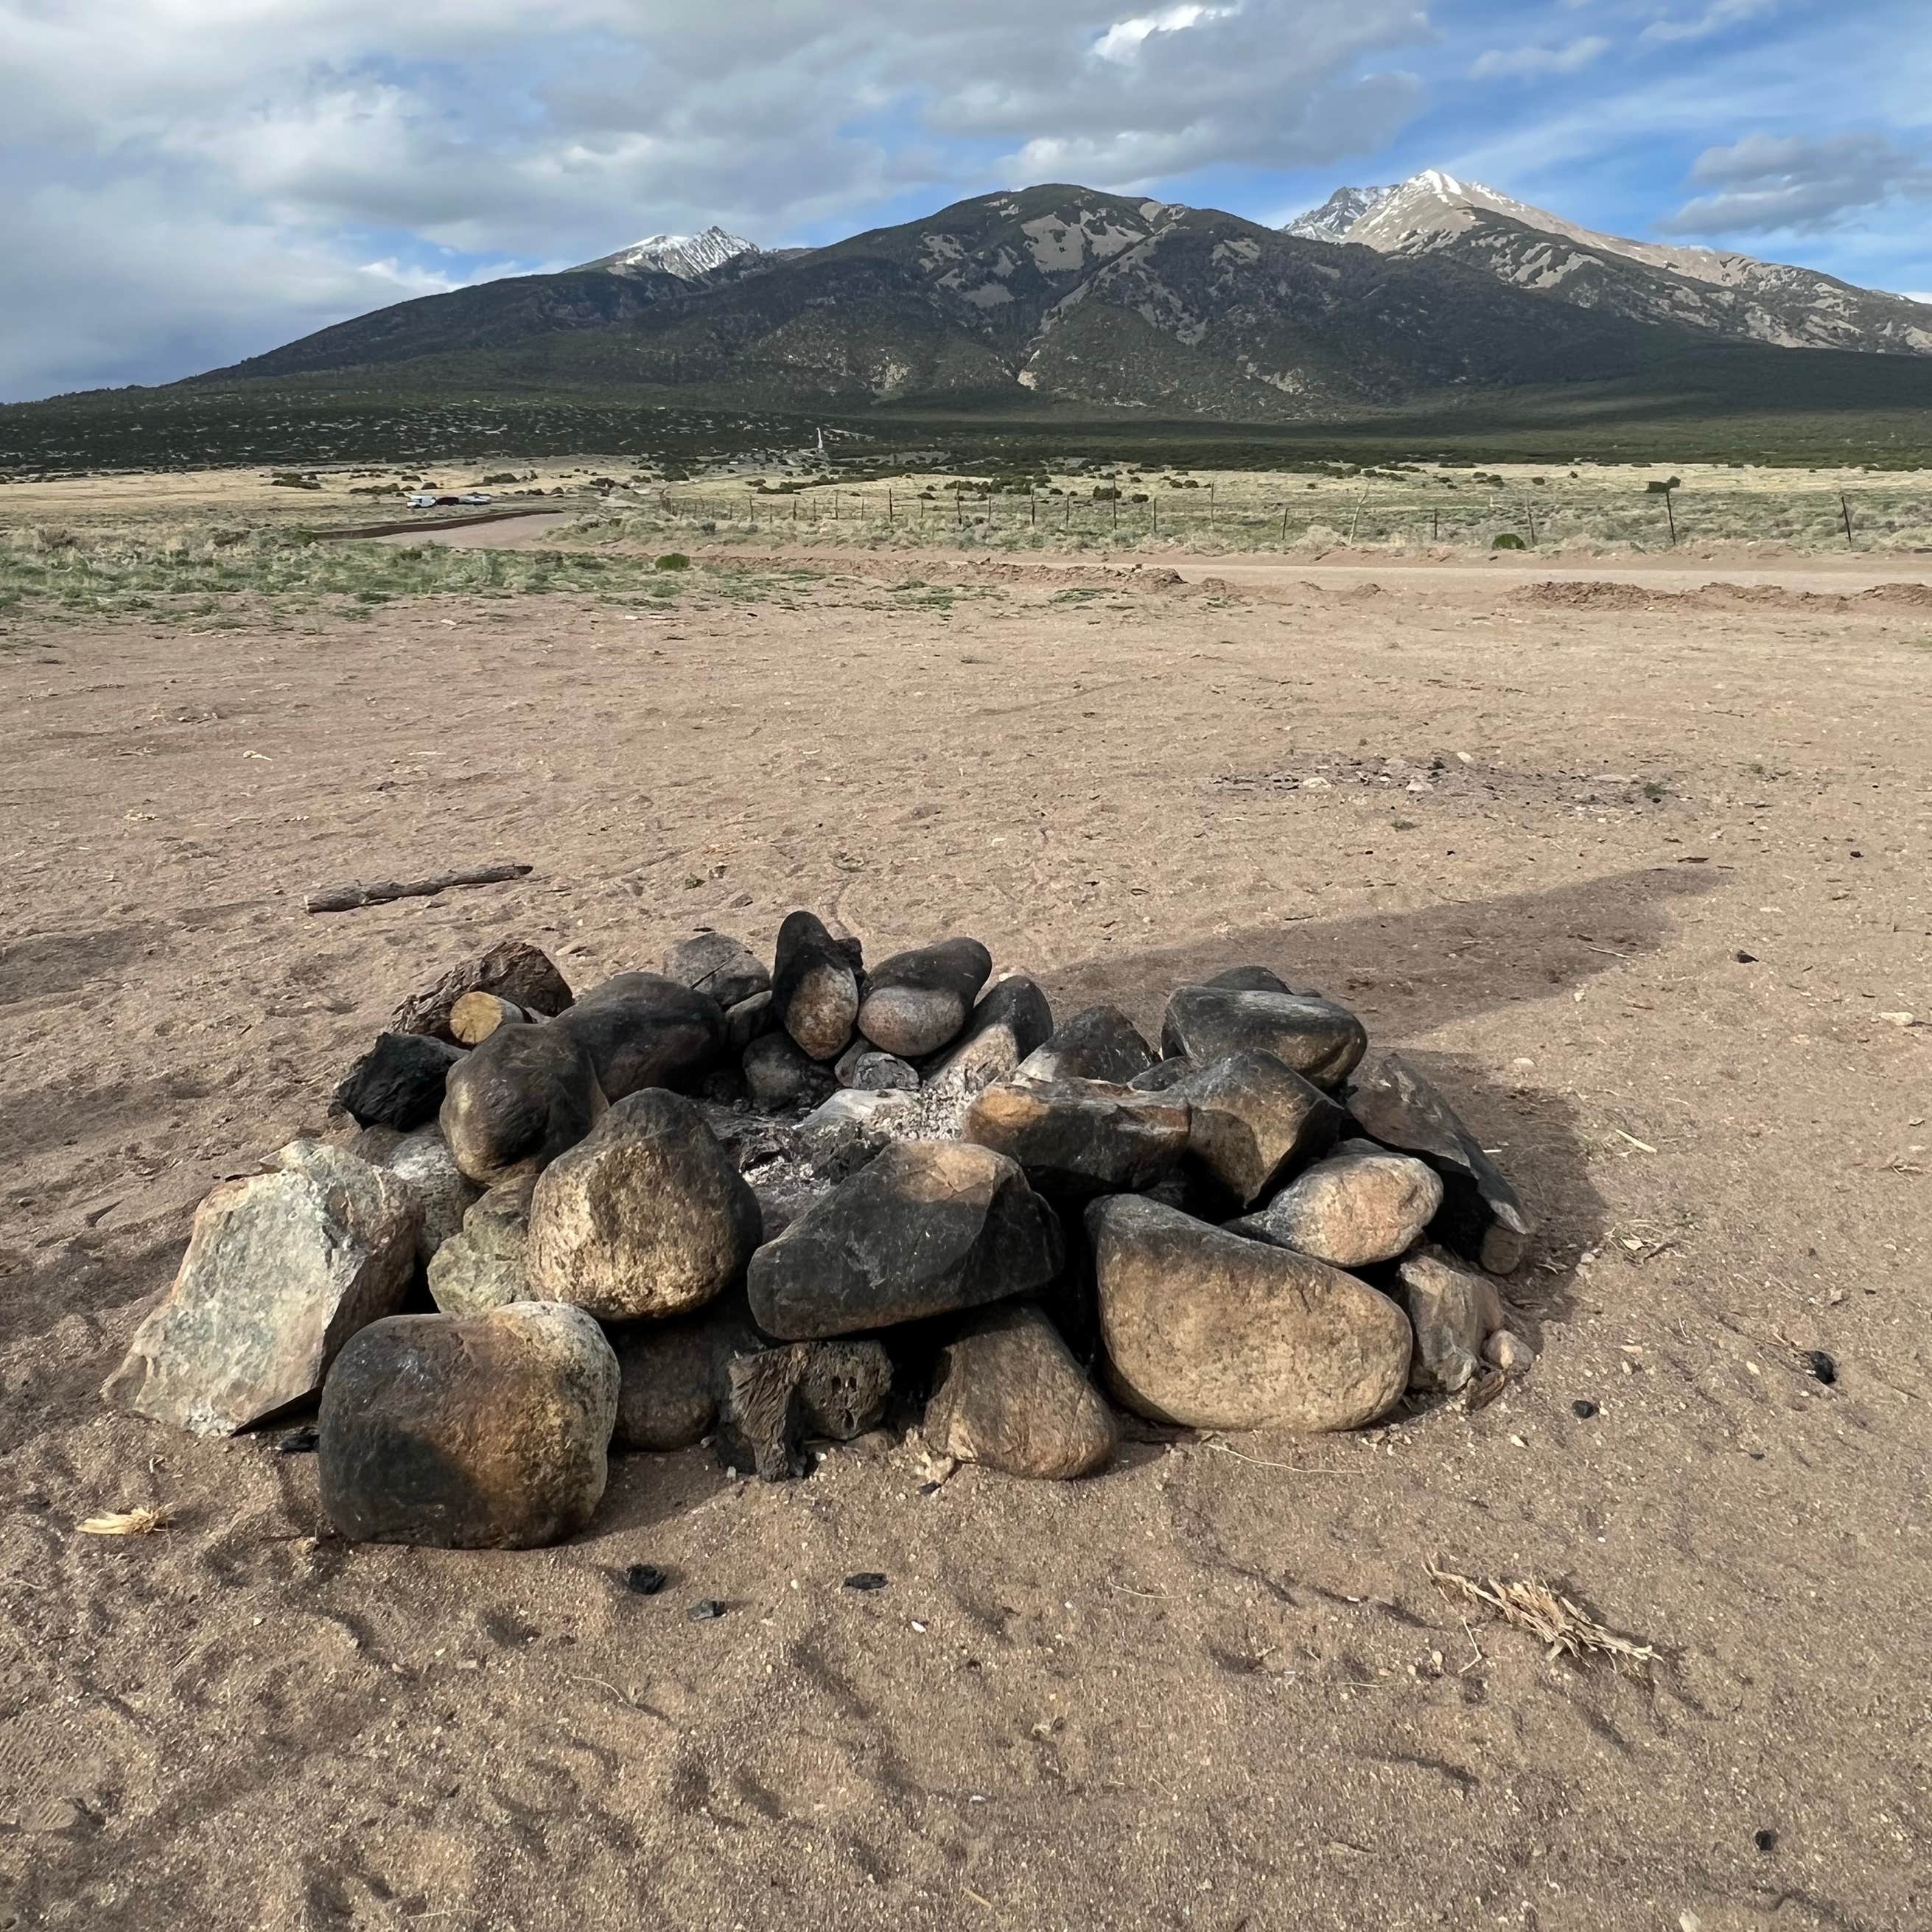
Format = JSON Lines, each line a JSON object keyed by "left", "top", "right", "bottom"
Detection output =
{"left": 406, "top": 492, "right": 438, "bottom": 507}
{"left": 457, "top": 492, "right": 493, "bottom": 505}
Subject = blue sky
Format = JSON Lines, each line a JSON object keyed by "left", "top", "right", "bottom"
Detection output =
{"left": 1, "top": 0, "right": 1927, "bottom": 402}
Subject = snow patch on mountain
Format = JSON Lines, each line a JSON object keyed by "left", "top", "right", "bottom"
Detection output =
{"left": 1284, "top": 184, "right": 1398, "bottom": 242}
{"left": 576, "top": 225, "right": 758, "bottom": 281}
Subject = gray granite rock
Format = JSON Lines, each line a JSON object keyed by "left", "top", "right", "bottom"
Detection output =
{"left": 427, "top": 1176, "right": 535, "bottom": 1315}
{"left": 662, "top": 931, "right": 771, "bottom": 1010}
{"left": 103, "top": 1141, "right": 419, "bottom": 1435}
{"left": 1345, "top": 1054, "right": 1536, "bottom": 1273}
{"left": 1161, "top": 984, "right": 1367, "bottom": 1091}
{"left": 1167, "top": 1051, "right": 1345, "bottom": 1207}
{"left": 858, "top": 937, "right": 993, "bottom": 1059}
{"left": 748, "top": 1140, "right": 1062, "bottom": 1340}
{"left": 551, "top": 971, "right": 725, "bottom": 1101}
{"left": 439, "top": 1021, "right": 606, "bottom": 1188}
{"left": 963, "top": 1077, "right": 1190, "bottom": 1197}
{"left": 1015, "top": 1005, "right": 1157, "bottom": 1088}
{"left": 771, "top": 911, "right": 861, "bottom": 1061}
{"left": 1393, "top": 1244, "right": 1505, "bottom": 1394}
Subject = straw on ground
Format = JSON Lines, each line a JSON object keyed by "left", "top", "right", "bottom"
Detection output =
{"left": 1427, "top": 1561, "right": 1656, "bottom": 1670}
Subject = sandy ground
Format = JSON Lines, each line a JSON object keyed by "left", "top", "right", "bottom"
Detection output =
{"left": 2, "top": 559, "right": 1929, "bottom": 1931}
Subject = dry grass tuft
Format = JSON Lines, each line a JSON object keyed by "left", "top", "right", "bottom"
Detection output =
{"left": 1427, "top": 1561, "right": 1656, "bottom": 1671}
{"left": 77, "top": 1505, "right": 175, "bottom": 1537}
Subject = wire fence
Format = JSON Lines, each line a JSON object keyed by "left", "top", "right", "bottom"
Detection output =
{"left": 634, "top": 482, "right": 1932, "bottom": 552}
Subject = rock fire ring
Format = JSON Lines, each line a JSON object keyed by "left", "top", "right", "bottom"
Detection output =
{"left": 105, "top": 917, "right": 1536, "bottom": 1548}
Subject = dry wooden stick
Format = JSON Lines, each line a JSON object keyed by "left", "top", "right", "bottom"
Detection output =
{"left": 305, "top": 862, "right": 531, "bottom": 914}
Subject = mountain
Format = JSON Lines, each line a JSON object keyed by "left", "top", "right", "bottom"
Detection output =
{"left": 573, "top": 225, "right": 761, "bottom": 281}
{"left": 183, "top": 183, "right": 1670, "bottom": 418}
{"left": 1282, "top": 185, "right": 1396, "bottom": 242}
{"left": 118, "top": 178, "right": 1932, "bottom": 442}
{"left": 1289, "top": 169, "right": 1932, "bottom": 357}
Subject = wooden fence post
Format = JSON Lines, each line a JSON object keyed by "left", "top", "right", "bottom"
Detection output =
{"left": 1663, "top": 487, "right": 1676, "bottom": 546}
{"left": 1841, "top": 494, "right": 1856, "bottom": 549}
{"left": 1279, "top": 505, "right": 1289, "bottom": 545}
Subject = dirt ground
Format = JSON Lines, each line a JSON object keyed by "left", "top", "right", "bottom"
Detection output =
{"left": 1, "top": 550, "right": 1928, "bottom": 1931}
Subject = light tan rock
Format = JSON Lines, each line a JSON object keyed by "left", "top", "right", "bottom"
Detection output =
{"left": 1089, "top": 1194, "right": 1410, "bottom": 1432}
{"left": 1483, "top": 1328, "right": 1537, "bottom": 1376}
{"left": 526, "top": 1090, "right": 761, "bottom": 1320}
{"left": 1232, "top": 1138, "right": 1443, "bottom": 1267}
{"left": 926, "top": 1304, "right": 1117, "bottom": 1480}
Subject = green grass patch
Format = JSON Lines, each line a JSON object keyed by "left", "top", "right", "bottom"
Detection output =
{"left": 0, "top": 525, "right": 822, "bottom": 626}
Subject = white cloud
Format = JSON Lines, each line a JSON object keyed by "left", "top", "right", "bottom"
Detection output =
{"left": 0, "top": 0, "right": 1438, "bottom": 396}
{"left": 1639, "top": 0, "right": 1781, "bottom": 46}
{"left": 1659, "top": 130, "right": 1932, "bottom": 235}
{"left": 1471, "top": 36, "right": 1610, "bottom": 80}
{"left": 1093, "top": 4, "right": 1237, "bottom": 63}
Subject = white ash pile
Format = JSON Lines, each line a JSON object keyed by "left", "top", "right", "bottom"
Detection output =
{"left": 105, "top": 917, "right": 1537, "bottom": 1549}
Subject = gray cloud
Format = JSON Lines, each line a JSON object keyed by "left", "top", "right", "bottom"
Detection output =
{"left": 1659, "top": 130, "right": 1932, "bottom": 235}
{"left": 0, "top": 0, "right": 1435, "bottom": 398}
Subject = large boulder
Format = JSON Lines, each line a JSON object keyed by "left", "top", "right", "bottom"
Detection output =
{"left": 1167, "top": 1051, "right": 1345, "bottom": 1207}
{"left": 1345, "top": 1054, "right": 1536, "bottom": 1273}
{"left": 102, "top": 1142, "right": 419, "bottom": 1436}
{"left": 1016, "top": 1005, "right": 1157, "bottom": 1088}
{"left": 1230, "top": 1138, "right": 1443, "bottom": 1267}
{"left": 1089, "top": 1194, "right": 1410, "bottom": 1432}
{"left": 1161, "top": 984, "right": 1367, "bottom": 1091}
{"left": 332, "top": 1032, "right": 464, "bottom": 1132}
{"left": 771, "top": 911, "right": 860, "bottom": 1061}
{"left": 921, "top": 974, "right": 1054, "bottom": 1096}
{"left": 393, "top": 939, "right": 574, "bottom": 1043}
{"left": 925, "top": 1304, "right": 1118, "bottom": 1480}
{"left": 662, "top": 931, "right": 771, "bottom": 1010}
{"left": 1393, "top": 1244, "right": 1506, "bottom": 1394}
{"left": 526, "top": 1090, "right": 761, "bottom": 1320}
{"left": 551, "top": 972, "right": 724, "bottom": 1101}
{"left": 748, "top": 1140, "right": 1062, "bottom": 1340}
{"left": 318, "top": 1302, "right": 618, "bottom": 1549}
{"left": 858, "top": 937, "right": 993, "bottom": 1059}
{"left": 439, "top": 1021, "right": 606, "bottom": 1188}
{"left": 426, "top": 1176, "right": 534, "bottom": 1315}
{"left": 962, "top": 1078, "right": 1190, "bottom": 1196}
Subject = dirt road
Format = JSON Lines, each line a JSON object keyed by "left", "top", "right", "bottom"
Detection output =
{"left": 2, "top": 564, "right": 1928, "bottom": 1931}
